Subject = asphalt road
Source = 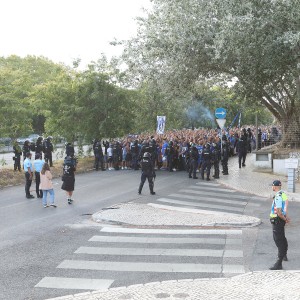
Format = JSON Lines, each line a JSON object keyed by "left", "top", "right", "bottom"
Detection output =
{"left": 0, "top": 169, "right": 299, "bottom": 300}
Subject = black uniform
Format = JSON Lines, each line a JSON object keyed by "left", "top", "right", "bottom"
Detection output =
{"left": 35, "top": 137, "right": 44, "bottom": 159}
{"left": 93, "top": 140, "right": 105, "bottom": 171}
{"left": 112, "top": 142, "right": 122, "bottom": 170}
{"left": 212, "top": 143, "right": 221, "bottom": 179}
{"left": 237, "top": 130, "right": 248, "bottom": 168}
{"left": 66, "top": 143, "right": 75, "bottom": 157}
{"left": 257, "top": 129, "right": 262, "bottom": 150}
{"left": 165, "top": 141, "right": 175, "bottom": 172}
{"left": 138, "top": 153, "right": 156, "bottom": 195}
{"left": 43, "top": 137, "right": 54, "bottom": 167}
{"left": 201, "top": 144, "right": 212, "bottom": 180}
{"left": 131, "top": 140, "right": 140, "bottom": 170}
{"left": 13, "top": 142, "right": 22, "bottom": 171}
{"left": 22, "top": 140, "right": 31, "bottom": 165}
{"left": 221, "top": 138, "right": 229, "bottom": 175}
{"left": 247, "top": 128, "right": 253, "bottom": 153}
{"left": 188, "top": 146, "right": 199, "bottom": 179}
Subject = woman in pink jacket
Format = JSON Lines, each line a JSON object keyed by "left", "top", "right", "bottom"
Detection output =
{"left": 40, "top": 162, "right": 56, "bottom": 208}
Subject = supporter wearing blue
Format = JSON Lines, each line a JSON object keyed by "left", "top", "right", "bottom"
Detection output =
{"left": 33, "top": 153, "right": 45, "bottom": 198}
{"left": 23, "top": 152, "right": 34, "bottom": 199}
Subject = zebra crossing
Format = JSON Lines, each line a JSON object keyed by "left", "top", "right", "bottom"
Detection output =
{"left": 35, "top": 226, "right": 245, "bottom": 293}
{"left": 148, "top": 181, "right": 261, "bottom": 215}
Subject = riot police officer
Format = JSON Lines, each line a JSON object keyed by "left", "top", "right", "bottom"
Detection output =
{"left": 201, "top": 143, "right": 212, "bottom": 181}
{"left": 138, "top": 152, "right": 156, "bottom": 195}
{"left": 66, "top": 142, "right": 75, "bottom": 157}
{"left": 221, "top": 135, "right": 229, "bottom": 175}
{"left": 93, "top": 139, "right": 105, "bottom": 171}
{"left": 43, "top": 136, "right": 54, "bottom": 167}
{"left": 131, "top": 140, "right": 140, "bottom": 170}
{"left": 35, "top": 136, "right": 44, "bottom": 159}
{"left": 13, "top": 141, "right": 22, "bottom": 171}
{"left": 149, "top": 138, "right": 157, "bottom": 168}
{"left": 188, "top": 144, "right": 199, "bottom": 179}
{"left": 22, "top": 140, "right": 31, "bottom": 165}
{"left": 237, "top": 129, "right": 248, "bottom": 168}
{"left": 61, "top": 155, "right": 77, "bottom": 204}
{"left": 257, "top": 128, "right": 262, "bottom": 150}
{"left": 112, "top": 141, "right": 122, "bottom": 170}
{"left": 165, "top": 141, "right": 175, "bottom": 172}
{"left": 212, "top": 142, "right": 221, "bottom": 179}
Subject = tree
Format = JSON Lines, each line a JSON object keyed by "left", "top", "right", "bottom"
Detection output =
{"left": 123, "top": 0, "right": 300, "bottom": 145}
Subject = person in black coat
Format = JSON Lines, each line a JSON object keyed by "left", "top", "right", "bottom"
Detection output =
{"left": 188, "top": 144, "right": 199, "bottom": 179}
{"left": 138, "top": 152, "right": 156, "bottom": 195}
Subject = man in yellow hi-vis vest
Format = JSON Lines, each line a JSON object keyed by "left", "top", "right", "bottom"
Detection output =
{"left": 269, "top": 180, "right": 290, "bottom": 270}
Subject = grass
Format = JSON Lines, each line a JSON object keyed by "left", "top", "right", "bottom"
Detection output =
{"left": 0, "top": 156, "right": 95, "bottom": 189}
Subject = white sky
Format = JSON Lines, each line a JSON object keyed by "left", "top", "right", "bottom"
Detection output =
{"left": 0, "top": 0, "right": 151, "bottom": 67}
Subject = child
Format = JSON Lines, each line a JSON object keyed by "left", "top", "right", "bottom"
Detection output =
{"left": 40, "top": 162, "right": 56, "bottom": 208}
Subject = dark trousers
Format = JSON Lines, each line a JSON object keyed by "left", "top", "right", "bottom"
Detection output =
{"left": 94, "top": 155, "right": 104, "bottom": 170}
{"left": 189, "top": 159, "right": 198, "bottom": 178}
{"left": 201, "top": 161, "right": 211, "bottom": 179}
{"left": 238, "top": 151, "right": 247, "bottom": 167}
{"left": 222, "top": 158, "right": 228, "bottom": 174}
{"left": 167, "top": 154, "right": 174, "bottom": 171}
{"left": 35, "top": 172, "right": 43, "bottom": 198}
{"left": 25, "top": 172, "right": 32, "bottom": 197}
{"left": 45, "top": 152, "right": 53, "bottom": 167}
{"left": 132, "top": 154, "right": 139, "bottom": 170}
{"left": 272, "top": 220, "right": 288, "bottom": 260}
{"left": 213, "top": 161, "right": 220, "bottom": 178}
{"left": 138, "top": 174, "right": 154, "bottom": 193}
{"left": 14, "top": 156, "right": 21, "bottom": 171}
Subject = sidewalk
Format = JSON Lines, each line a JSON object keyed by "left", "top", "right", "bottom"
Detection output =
{"left": 47, "top": 154, "right": 300, "bottom": 300}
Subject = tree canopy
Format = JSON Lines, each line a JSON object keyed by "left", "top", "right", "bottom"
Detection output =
{"left": 123, "top": 0, "right": 300, "bottom": 145}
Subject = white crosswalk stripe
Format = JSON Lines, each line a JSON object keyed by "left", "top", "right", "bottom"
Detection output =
{"left": 35, "top": 227, "right": 245, "bottom": 294}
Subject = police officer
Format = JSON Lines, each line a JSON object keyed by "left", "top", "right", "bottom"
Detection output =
{"left": 269, "top": 180, "right": 289, "bottom": 270}
{"left": 66, "top": 142, "right": 75, "bottom": 157}
{"left": 247, "top": 128, "right": 253, "bottom": 153}
{"left": 93, "top": 139, "right": 105, "bottom": 171}
{"left": 188, "top": 144, "right": 199, "bottom": 179}
{"left": 61, "top": 155, "right": 77, "bottom": 204}
{"left": 112, "top": 141, "right": 122, "bottom": 170}
{"left": 35, "top": 136, "right": 44, "bottom": 159}
{"left": 201, "top": 143, "right": 212, "bottom": 181}
{"left": 22, "top": 140, "right": 31, "bottom": 167}
{"left": 138, "top": 152, "right": 156, "bottom": 195}
{"left": 149, "top": 138, "right": 157, "bottom": 168}
{"left": 23, "top": 152, "right": 34, "bottom": 199}
{"left": 131, "top": 140, "right": 140, "bottom": 170}
{"left": 13, "top": 141, "right": 22, "bottom": 172}
{"left": 43, "top": 136, "right": 54, "bottom": 167}
{"left": 165, "top": 141, "right": 175, "bottom": 172}
{"left": 237, "top": 129, "right": 248, "bottom": 168}
{"left": 211, "top": 142, "right": 221, "bottom": 179}
{"left": 257, "top": 128, "right": 262, "bottom": 150}
{"left": 221, "top": 135, "right": 229, "bottom": 175}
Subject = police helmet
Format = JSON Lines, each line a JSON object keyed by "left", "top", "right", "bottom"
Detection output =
{"left": 47, "top": 136, "right": 52, "bottom": 140}
{"left": 169, "top": 141, "right": 173, "bottom": 146}
{"left": 143, "top": 152, "right": 151, "bottom": 159}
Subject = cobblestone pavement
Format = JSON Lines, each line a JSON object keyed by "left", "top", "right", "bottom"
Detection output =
{"left": 92, "top": 202, "right": 261, "bottom": 227}
{"left": 47, "top": 271, "right": 300, "bottom": 300}
{"left": 46, "top": 154, "right": 300, "bottom": 300}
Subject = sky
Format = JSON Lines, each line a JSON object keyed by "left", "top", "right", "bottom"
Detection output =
{"left": 0, "top": 0, "right": 151, "bottom": 67}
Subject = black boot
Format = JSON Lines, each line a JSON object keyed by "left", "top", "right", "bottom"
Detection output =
{"left": 269, "top": 259, "right": 283, "bottom": 270}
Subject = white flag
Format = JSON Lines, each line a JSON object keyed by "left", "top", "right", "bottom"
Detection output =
{"left": 156, "top": 116, "right": 166, "bottom": 134}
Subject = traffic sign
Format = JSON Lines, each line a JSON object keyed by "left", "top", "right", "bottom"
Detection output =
{"left": 215, "top": 107, "right": 227, "bottom": 119}
{"left": 216, "top": 118, "right": 226, "bottom": 128}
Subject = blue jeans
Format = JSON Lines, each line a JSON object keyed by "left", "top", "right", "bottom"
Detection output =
{"left": 42, "top": 189, "right": 55, "bottom": 205}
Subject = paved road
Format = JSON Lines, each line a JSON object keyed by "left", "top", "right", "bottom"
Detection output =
{"left": 0, "top": 169, "right": 299, "bottom": 300}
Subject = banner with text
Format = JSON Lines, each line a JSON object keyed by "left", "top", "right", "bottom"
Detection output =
{"left": 156, "top": 116, "right": 166, "bottom": 134}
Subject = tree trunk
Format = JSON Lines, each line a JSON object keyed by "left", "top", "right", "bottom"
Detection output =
{"left": 281, "top": 109, "right": 300, "bottom": 148}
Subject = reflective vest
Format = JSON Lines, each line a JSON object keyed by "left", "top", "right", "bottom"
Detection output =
{"left": 270, "top": 190, "right": 288, "bottom": 218}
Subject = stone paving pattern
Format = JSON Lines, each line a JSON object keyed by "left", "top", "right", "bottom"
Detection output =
{"left": 46, "top": 154, "right": 300, "bottom": 300}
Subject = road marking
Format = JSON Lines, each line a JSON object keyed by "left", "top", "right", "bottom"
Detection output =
{"left": 223, "top": 265, "right": 245, "bottom": 274}
{"left": 169, "top": 193, "right": 248, "bottom": 206}
{"left": 35, "top": 277, "right": 114, "bottom": 290}
{"left": 156, "top": 198, "right": 244, "bottom": 212}
{"left": 188, "top": 186, "right": 235, "bottom": 193}
{"left": 58, "top": 260, "right": 245, "bottom": 274}
{"left": 75, "top": 247, "right": 243, "bottom": 258}
{"left": 196, "top": 182, "right": 221, "bottom": 187}
{"left": 148, "top": 203, "right": 241, "bottom": 216}
{"left": 100, "top": 227, "right": 242, "bottom": 235}
{"left": 179, "top": 189, "right": 249, "bottom": 200}
{"left": 89, "top": 236, "right": 242, "bottom": 245}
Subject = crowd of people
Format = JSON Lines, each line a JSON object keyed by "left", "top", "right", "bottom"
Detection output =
{"left": 92, "top": 125, "right": 281, "bottom": 180}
